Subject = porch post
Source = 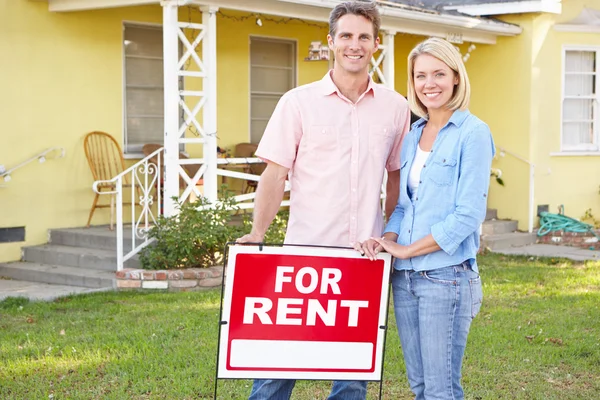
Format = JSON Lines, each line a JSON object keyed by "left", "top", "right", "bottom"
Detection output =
{"left": 162, "top": 0, "right": 180, "bottom": 216}
{"left": 201, "top": 6, "right": 219, "bottom": 203}
{"left": 382, "top": 30, "right": 395, "bottom": 90}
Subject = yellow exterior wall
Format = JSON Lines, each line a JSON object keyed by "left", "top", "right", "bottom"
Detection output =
{"left": 529, "top": 0, "right": 600, "bottom": 222}
{"left": 467, "top": 15, "right": 535, "bottom": 230}
{"left": 0, "top": 3, "right": 329, "bottom": 263}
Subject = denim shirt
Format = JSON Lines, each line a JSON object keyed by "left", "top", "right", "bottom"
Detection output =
{"left": 384, "top": 109, "right": 495, "bottom": 273}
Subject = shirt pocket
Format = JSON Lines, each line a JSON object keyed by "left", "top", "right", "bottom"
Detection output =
{"left": 309, "top": 125, "right": 338, "bottom": 152}
{"left": 428, "top": 157, "right": 457, "bottom": 186}
{"left": 369, "top": 125, "right": 394, "bottom": 158}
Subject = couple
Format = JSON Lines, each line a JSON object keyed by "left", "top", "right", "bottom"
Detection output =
{"left": 236, "top": 1, "right": 495, "bottom": 399}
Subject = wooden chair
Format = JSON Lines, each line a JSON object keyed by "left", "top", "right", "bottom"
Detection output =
{"left": 83, "top": 131, "right": 130, "bottom": 229}
{"left": 234, "top": 143, "right": 266, "bottom": 193}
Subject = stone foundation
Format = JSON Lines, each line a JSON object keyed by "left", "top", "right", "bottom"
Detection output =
{"left": 115, "top": 266, "right": 224, "bottom": 291}
{"left": 537, "top": 230, "right": 600, "bottom": 250}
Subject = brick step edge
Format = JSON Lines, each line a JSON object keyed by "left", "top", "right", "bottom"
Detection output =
{"left": 116, "top": 265, "right": 225, "bottom": 290}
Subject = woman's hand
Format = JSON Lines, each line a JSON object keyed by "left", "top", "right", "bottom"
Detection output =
{"left": 371, "top": 236, "right": 412, "bottom": 259}
{"left": 352, "top": 239, "right": 383, "bottom": 261}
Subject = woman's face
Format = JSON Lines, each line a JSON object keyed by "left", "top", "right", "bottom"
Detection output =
{"left": 413, "top": 54, "right": 458, "bottom": 113}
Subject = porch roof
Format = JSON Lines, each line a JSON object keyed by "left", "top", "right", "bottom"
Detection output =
{"left": 40, "top": 0, "right": 522, "bottom": 44}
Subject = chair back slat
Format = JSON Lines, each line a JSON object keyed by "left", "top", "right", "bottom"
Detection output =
{"left": 84, "top": 131, "right": 127, "bottom": 185}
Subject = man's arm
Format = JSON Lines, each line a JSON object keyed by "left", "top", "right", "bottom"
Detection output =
{"left": 236, "top": 161, "right": 290, "bottom": 243}
{"left": 385, "top": 169, "right": 400, "bottom": 221}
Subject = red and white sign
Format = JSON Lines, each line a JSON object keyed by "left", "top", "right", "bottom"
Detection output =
{"left": 217, "top": 245, "right": 392, "bottom": 380}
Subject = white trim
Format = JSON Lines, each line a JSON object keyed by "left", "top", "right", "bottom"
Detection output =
{"left": 560, "top": 45, "right": 600, "bottom": 153}
{"left": 554, "top": 25, "right": 600, "bottom": 33}
{"left": 49, "top": 0, "right": 158, "bottom": 12}
{"left": 550, "top": 151, "right": 600, "bottom": 157}
{"left": 444, "top": 0, "right": 561, "bottom": 16}
{"left": 47, "top": 0, "right": 522, "bottom": 44}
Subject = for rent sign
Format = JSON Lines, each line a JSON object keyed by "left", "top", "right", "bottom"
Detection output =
{"left": 217, "top": 245, "right": 392, "bottom": 380}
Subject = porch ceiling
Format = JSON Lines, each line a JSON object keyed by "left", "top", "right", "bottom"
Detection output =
{"left": 42, "top": 0, "right": 522, "bottom": 44}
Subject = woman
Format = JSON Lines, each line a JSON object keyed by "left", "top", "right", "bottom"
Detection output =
{"left": 360, "top": 37, "right": 495, "bottom": 399}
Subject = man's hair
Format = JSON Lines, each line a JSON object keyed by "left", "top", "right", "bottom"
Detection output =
{"left": 407, "top": 37, "right": 471, "bottom": 119}
{"left": 329, "top": 1, "right": 381, "bottom": 39}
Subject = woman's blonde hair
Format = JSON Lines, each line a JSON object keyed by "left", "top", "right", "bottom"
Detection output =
{"left": 407, "top": 37, "right": 471, "bottom": 119}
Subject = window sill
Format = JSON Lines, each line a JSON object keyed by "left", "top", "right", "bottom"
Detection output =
{"left": 550, "top": 151, "right": 600, "bottom": 157}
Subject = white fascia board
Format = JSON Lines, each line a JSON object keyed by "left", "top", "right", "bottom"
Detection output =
{"left": 48, "top": 0, "right": 159, "bottom": 12}
{"left": 444, "top": 1, "right": 562, "bottom": 17}
{"left": 554, "top": 25, "right": 600, "bottom": 33}
{"left": 190, "top": 0, "right": 521, "bottom": 43}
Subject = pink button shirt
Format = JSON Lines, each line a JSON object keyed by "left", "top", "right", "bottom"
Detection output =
{"left": 256, "top": 71, "right": 410, "bottom": 247}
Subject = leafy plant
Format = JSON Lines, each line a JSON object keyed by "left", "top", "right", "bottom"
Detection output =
{"left": 139, "top": 189, "right": 290, "bottom": 270}
{"left": 139, "top": 192, "right": 245, "bottom": 270}
{"left": 490, "top": 167, "right": 504, "bottom": 186}
{"left": 581, "top": 208, "right": 600, "bottom": 229}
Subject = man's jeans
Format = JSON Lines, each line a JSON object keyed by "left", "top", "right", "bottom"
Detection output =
{"left": 248, "top": 379, "right": 367, "bottom": 400}
{"left": 391, "top": 263, "right": 483, "bottom": 400}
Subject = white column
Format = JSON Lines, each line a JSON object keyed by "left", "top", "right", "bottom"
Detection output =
{"left": 382, "top": 30, "right": 395, "bottom": 90}
{"left": 201, "top": 6, "right": 219, "bottom": 202}
{"left": 162, "top": 1, "right": 180, "bottom": 216}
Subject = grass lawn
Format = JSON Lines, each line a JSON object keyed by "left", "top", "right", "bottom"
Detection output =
{"left": 1, "top": 253, "right": 599, "bottom": 399}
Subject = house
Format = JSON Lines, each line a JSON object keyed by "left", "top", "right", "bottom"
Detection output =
{"left": 0, "top": 0, "right": 598, "bottom": 267}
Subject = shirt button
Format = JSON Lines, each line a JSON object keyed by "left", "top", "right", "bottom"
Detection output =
{"left": 419, "top": 180, "right": 422, "bottom": 184}
{"left": 351, "top": 216, "right": 356, "bottom": 220}
{"left": 383, "top": 128, "right": 387, "bottom": 133}
{"left": 322, "top": 129, "right": 326, "bottom": 133}
{"left": 443, "top": 159, "right": 446, "bottom": 163}
{"left": 416, "top": 197, "right": 418, "bottom": 200}
{"left": 423, "top": 164, "right": 426, "bottom": 168}
{"left": 352, "top": 188, "right": 357, "bottom": 192}
{"left": 408, "top": 229, "right": 411, "bottom": 233}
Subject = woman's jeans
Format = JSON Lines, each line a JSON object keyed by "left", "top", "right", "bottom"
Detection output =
{"left": 392, "top": 262, "right": 483, "bottom": 400}
{"left": 248, "top": 379, "right": 367, "bottom": 400}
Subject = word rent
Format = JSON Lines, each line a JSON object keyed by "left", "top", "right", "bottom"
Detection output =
{"left": 243, "top": 266, "right": 369, "bottom": 327}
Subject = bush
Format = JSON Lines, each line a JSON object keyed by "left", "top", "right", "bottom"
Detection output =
{"left": 139, "top": 193, "right": 289, "bottom": 270}
{"left": 140, "top": 194, "right": 245, "bottom": 270}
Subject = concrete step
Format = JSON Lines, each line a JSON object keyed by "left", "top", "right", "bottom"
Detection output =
{"left": 0, "top": 262, "right": 115, "bottom": 289}
{"left": 481, "top": 232, "right": 537, "bottom": 251}
{"left": 22, "top": 244, "right": 139, "bottom": 271}
{"left": 485, "top": 208, "right": 498, "bottom": 221}
{"left": 49, "top": 227, "right": 135, "bottom": 252}
{"left": 481, "top": 219, "right": 518, "bottom": 235}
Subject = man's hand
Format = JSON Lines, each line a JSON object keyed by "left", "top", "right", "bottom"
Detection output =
{"left": 236, "top": 232, "right": 264, "bottom": 244}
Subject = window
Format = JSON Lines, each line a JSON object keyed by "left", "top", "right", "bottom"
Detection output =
{"left": 124, "top": 24, "right": 182, "bottom": 154}
{"left": 250, "top": 37, "right": 296, "bottom": 144}
{"left": 562, "top": 48, "right": 599, "bottom": 152}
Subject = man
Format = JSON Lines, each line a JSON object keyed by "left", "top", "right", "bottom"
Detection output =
{"left": 237, "top": 1, "right": 410, "bottom": 399}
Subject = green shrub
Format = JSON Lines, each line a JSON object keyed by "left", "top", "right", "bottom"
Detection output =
{"left": 139, "top": 193, "right": 289, "bottom": 270}
{"left": 140, "top": 194, "right": 245, "bottom": 270}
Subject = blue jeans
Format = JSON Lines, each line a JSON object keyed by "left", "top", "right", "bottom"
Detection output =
{"left": 248, "top": 379, "right": 367, "bottom": 400}
{"left": 391, "top": 263, "right": 482, "bottom": 400}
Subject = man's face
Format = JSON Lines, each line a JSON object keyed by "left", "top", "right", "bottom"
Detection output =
{"left": 327, "top": 14, "right": 379, "bottom": 75}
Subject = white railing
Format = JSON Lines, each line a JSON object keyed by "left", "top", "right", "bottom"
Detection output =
{"left": 94, "top": 147, "right": 289, "bottom": 270}
{"left": 93, "top": 147, "right": 163, "bottom": 271}
{"left": 0, "top": 147, "right": 65, "bottom": 186}
{"left": 496, "top": 146, "right": 535, "bottom": 233}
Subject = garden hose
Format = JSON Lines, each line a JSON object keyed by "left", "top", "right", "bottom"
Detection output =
{"left": 537, "top": 211, "right": 600, "bottom": 239}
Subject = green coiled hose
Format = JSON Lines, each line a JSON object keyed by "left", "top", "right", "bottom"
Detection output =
{"left": 538, "top": 211, "right": 600, "bottom": 239}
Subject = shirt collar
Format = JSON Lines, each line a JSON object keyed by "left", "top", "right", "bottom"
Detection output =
{"left": 411, "top": 108, "right": 471, "bottom": 130}
{"left": 321, "top": 70, "right": 377, "bottom": 98}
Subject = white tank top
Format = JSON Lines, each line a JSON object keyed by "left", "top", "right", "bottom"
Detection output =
{"left": 408, "top": 145, "right": 431, "bottom": 200}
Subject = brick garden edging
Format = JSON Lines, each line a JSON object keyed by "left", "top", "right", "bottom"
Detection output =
{"left": 116, "top": 266, "right": 225, "bottom": 290}
{"left": 537, "top": 230, "right": 599, "bottom": 250}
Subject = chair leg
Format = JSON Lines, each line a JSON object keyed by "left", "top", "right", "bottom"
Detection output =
{"left": 86, "top": 193, "right": 100, "bottom": 228}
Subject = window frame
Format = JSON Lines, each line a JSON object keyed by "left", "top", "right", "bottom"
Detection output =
{"left": 560, "top": 45, "right": 600, "bottom": 153}
{"left": 122, "top": 22, "right": 184, "bottom": 158}
{"left": 248, "top": 35, "right": 298, "bottom": 144}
